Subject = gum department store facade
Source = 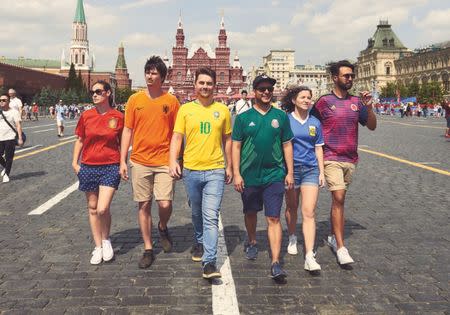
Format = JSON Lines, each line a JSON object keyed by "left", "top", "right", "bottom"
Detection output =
{"left": 355, "top": 20, "right": 449, "bottom": 96}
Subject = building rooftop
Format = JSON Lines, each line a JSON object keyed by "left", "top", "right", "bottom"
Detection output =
{"left": 365, "top": 20, "right": 407, "bottom": 51}
{"left": 74, "top": 0, "right": 86, "bottom": 23}
{"left": 0, "top": 57, "right": 60, "bottom": 69}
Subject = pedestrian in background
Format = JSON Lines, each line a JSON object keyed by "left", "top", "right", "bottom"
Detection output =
{"left": 72, "top": 80, "right": 124, "bottom": 265}
{"left": 281, "top": 85, "right": 324, "bottom": 272}
{"left": 55, "top": 100, "right": 65, "bottom": 137}
{"left": 0, "top": 93, "right": 24, "bottom": 183}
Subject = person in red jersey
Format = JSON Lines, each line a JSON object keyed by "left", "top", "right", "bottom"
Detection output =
{"left": 72, "top": 80, "right": 124, "bottom": 265}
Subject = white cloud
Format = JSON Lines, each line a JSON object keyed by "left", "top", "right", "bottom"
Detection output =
{"left": 121, "top": 33, "right": 163, "bottom": 48}
{"left": 120, "top": 0, "right": 169, "bottom": 10}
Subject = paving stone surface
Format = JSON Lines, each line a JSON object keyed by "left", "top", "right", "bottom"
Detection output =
{"left": 0, "top": 116, "right": 448, "bottom": 314}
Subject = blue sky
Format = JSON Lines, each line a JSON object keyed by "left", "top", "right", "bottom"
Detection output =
{"left": 2, "top": 0, "right": 449, "bottom": 86}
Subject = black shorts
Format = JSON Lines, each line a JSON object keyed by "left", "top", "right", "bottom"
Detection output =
{"left": 241, "top": 181, "right": 284, "bottom": 218}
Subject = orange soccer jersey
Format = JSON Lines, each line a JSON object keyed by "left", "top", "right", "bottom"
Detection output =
{"left": 125, "top": 91, "right": 180, "bottom": 166}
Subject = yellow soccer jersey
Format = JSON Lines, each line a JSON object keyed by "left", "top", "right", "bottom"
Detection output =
{"left": 173, "top": 101, "right": 231, "bottom": 170}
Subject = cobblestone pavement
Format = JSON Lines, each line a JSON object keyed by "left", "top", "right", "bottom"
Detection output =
{"left": 0, "top": 116, "right": 448, "bottom": 314}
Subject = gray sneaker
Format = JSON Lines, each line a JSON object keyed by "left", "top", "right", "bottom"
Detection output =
{"left": 326, "top": 235, "right": 337, "bottom": 253}
{"left": 245, "top": 243, "right": 258, "bottom": 260}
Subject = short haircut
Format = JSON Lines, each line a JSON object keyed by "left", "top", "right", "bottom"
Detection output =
{"left": 195, "top": 67, "right": 216, "bottom": 84}
{"left": 281, "top": 85, "right": 312, "bottom": 113}
{"left": 241, "top": 90, "right": 248, "bottom": 95}
{"left": 1, "top": 93, "right": 10, "bottom": 100}
{"left": 328, "top": 60, "right": 355, "bottom": 76}
{"left": 93, "top": 80, "right": 114, "bottom": 107}
{"left": 144, "top": 56, "right": 168, "bottom": 82}
{"left": 8, "top": 89, "right": 16, "bottom": 94}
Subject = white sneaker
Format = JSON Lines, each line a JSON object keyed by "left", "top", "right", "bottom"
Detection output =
{"left": 0, "top": 169, "right": 5, "bottom": 177}
{"left": 326, "top": 235, "right": 337, "bottom": 253}
{"left": 2, "top": 173, "right": 10, "bottom": 183}
{"left": 304, "top": 252, "right": 321, "bottom": 271}
{"left": 90, "top": 247, "right": 103, "bottom": 265}
{"left": 287, "top": 235, "right": 298, "bottom": 255}
{"left": 102, "top": 239, "right": 114, "bottom": 262}
{"left": 336, "top": 246, "right": 355, "bottom": 265}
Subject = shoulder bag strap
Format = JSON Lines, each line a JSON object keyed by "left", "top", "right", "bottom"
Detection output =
{"left": 0, "top": 110, "right": 18, "bottom": 135}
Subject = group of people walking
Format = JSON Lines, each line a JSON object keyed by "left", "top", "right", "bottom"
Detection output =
{"left": 72, "top": 57, "right": 376, "bottom": 281}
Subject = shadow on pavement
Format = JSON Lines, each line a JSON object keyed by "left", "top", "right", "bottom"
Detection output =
{"left": 110, "top": 223, "right": 194, "bottom": 256}
{"left": 10, "top": 171, "right": 47, "bottom": 180}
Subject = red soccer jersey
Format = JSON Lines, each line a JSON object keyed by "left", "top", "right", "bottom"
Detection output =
{"left": 75, "top": 108, "right": 124, "bottom": 165}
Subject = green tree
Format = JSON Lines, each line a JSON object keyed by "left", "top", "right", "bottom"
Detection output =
{"left": 66, "top": 63, "right": 78, "bottom": 90}
{"left": 418, "top": 82, "right": 443, "bottom": 104}
{"left": 407, "top": 81, "right": 420, "bottom": 98}
{"left": 115, "top": 87, "right": 134, "bottom": 104}
{"left": 380, "top": 82, "right": 397, "bottom": 98}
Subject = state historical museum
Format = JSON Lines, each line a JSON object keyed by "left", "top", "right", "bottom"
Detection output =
{"left": 162, "top": 16, "right": 246, "bottom": 100}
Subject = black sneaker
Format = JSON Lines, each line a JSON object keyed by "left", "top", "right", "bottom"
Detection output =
{"left": 158, "top": 222, "right": 173, "bottom": 253}
{"left": 191, "top": 243, "right": 203, "bottom": 262}
{"left": 138, "top": 250, "right": 155, "bottom": 269}
{"left": 202, "top": 262, "right": 221, "bottom": 279}
{"left": 270, "top": 262, "right": 287, "bottom": 280}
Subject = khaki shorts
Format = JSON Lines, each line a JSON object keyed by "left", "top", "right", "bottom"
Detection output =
{"left": 324, "top": 161, "right": 356, "bottom": 191}
{"left": 130, "top": 161, "right": 174, "bottom": 202}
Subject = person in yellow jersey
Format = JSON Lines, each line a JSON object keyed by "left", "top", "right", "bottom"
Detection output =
{"left": 169, "top": 67, "right": 232, "bottom": 279}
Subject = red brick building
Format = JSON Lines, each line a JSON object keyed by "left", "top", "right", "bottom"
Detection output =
{"left": 162, "top": 16, "right": 246, "bottom": 100}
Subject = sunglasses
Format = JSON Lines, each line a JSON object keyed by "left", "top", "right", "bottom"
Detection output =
{"left": 341, "top": 73, "right": 356, "bottom": 79}
{"left": 90, "top": 89, "right": 105, "bottom": 96}
{"left": 256, "top": 86, "right": 274, "bottom": 93}
{"left": 0, "top": 99, "right": 8, "bottom": 102}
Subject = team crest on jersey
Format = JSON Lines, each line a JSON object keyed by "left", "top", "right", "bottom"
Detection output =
{"left": 271, "top": 119, "right": 279, "bottom": 128}
{"left": 309, "top": 125, "right": 316, "bottom": 137}
{"left": 350, "top": 104, "right": 358, "bottom": 112}
{"left": 329, "top": 104, "right": 336, "bottom": 111}
{"left": 108, "top": 118, "right": 118, "bottom": 129}
{"left": 213, "top": 111, "right": 220, "bottom": 119}
{"left": 162, "top": 104, "right": 169, "bottom": 114}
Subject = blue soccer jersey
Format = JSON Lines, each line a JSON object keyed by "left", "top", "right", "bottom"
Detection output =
{"left": 288, "top": 113, "right": 324, "bottom": 167}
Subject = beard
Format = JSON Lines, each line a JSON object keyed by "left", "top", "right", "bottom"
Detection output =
{"left": 337, "top": 80, "right": 353, "bottom": 91}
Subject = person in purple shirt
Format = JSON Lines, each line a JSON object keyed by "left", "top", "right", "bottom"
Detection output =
{"left": 310, "top": 60, "right": 376, "bottom": 266}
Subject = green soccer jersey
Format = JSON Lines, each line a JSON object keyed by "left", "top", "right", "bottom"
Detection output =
{"left": 232, "top": 106, "right": 293, "bottom": 186}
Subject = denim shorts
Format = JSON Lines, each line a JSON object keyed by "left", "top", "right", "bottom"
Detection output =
{"left": 78, "top": 163, "right": 121, "bottom": 192}
{"left": 293, "top": 165, "right": 319, "bottom": 188}
{"left": 241, "top": 181, "right": 284, "bottom": 218}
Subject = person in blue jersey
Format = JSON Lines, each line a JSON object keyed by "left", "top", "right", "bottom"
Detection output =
{"left": 281, "top": 85, "right": 324, "bottom": 272}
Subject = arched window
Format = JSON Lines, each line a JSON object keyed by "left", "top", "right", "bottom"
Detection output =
{"left": 75, "top": 54, "right": 78, "bottom": 64}
{"left": 382, "top": 38, "right": 388, "bottom": 47}
{"left": 385, "top": 62, "right": 392, "bottom": 76}
{"left": 82, "top": 54, "right": 85, "bottom": 65}
{"left": 220, "top": 72, "right": 225, "bottom": 81}
{"left": 177, "top": 72, "right": 182, "bottom": 81}
{"left": 389, "top": 39, "right": 394, "bottom": 47}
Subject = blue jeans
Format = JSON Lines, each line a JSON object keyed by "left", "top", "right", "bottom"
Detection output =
{"left": 183, "top": 168, "right": 225, "bottom": 265}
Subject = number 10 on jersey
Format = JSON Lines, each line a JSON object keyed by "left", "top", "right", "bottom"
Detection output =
{"left": 200, "top": 121, "right": 211, "bottom": 134}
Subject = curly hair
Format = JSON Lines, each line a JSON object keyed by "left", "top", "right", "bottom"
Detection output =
{"left": 281, "top": 85, "right": 312, "bottom": 113}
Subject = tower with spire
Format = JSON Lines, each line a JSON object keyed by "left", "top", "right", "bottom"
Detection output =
{"left": 170, "top": 14, "right": 189, "bottom": 84}
{"left": 115, "top": 43, "right": 132, "bottom": 89}
{"left": 215, "top": 15, "right": 231, "bottom": 85}
{"left": 62, "top": 0, "right": 91, "bottom": 71}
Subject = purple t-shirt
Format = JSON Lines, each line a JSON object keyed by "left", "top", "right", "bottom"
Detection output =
{"left": 310, "top": 92, "right": 368, "bottom": 163}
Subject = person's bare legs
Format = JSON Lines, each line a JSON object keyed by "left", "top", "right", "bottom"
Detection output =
{"left": 266, "top": 216, "right": 282, "bottom": 263}
{"left": 285, "top": 188, "right": 300, "bottom": 236}
{"left": 96, "top": 186, "right": 116, "bottom": 240}
{"left": 138, "top": 201, "right": 153, "bottom": 250}
{"left": 300, "top": 185, "right": 319, "bottom": 254}
{"left": 157, "top": 200, "right": 172, "bottom": 230}
{"left": 330, "top": 189, "right": 346, "bottom": 249}
{"left": 245, "top": 212, "right": 257, "bottom": 245}
{"left": 86, "top": 192, "right": 102, "bottom": 248}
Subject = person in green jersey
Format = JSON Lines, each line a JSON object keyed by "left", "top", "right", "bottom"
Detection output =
{"left": 232, "top": 75, "right": 294, "bottom": 281}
